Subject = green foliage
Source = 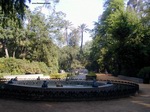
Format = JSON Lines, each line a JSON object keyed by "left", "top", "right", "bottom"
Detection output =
{"left": 67, "top": 73, "right": 75, "bottom": 77}
{"left": 138, "top": 67, "right": 150, "bottom": 78}
{"left": 58, "top": 46, "right": 84, "bottom": 71}
{"left": 87, "top": 71, "right": 96, "bottom": 76}
{"left": 0, "top": 74, "right": 3, "bottom": 78}
{"left": 68, "top": 28, "right": 80, "bottom": 47}
{"left": 0, "top": 73, "right": 10, "bottom": 78}
{"left": 50, "top": 73, "right": 67, "bottom": 79}
{"left": 90, "top": 0, "right": 150, "bottom": 76}
{"left": 0, "top": 9, "right": 60, "bottom": 73}
{"left": 0, "top": 0, "right": 31, "bottom": 20}
{"left": 71, "top": 59, "right": 83, "bottom": 69}
{"left": 38, "top": 62, "right": 50, "bottom": 75}
{"left": 0, "top": 58, "right": 50, "bottom": 77}
{"left": 86, "top": 71, "right": 97, "bottom": 80}
{"left": 1, "top": 0, "right": 149, "bottom": 79}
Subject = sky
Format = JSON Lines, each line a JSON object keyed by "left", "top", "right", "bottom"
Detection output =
{"left": 27, "top": 0, "right": 104, "bottom": 44}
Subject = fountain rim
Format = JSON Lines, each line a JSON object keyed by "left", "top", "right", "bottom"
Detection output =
{"left": 4, "top": 79, "right": 113, "bottom": 89}
{"left": 0, "top": 79, "right": 139, "bottom": 101}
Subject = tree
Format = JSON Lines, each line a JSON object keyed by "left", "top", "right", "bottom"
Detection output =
{"left": 0, "top": 8, "right": 60, "bottom": 73}
{"left": 90, "top": 0, "right": 150, "bottom": 76}
{"left": 25, "top": 10, "right": 59, "bottom": 72}
{"left": 0, "top": 0, "right": 31, "bottom": 20}
{"left": 89, "top": 0, "right": 125, "bottom": 73}
{"left": 68, "top": 28, "right": 80, "bottom": 47}
{"left": 46, "top": 11, "right": 67, "bottom": 46}
{"left": 127, "top": 0, "right": 143, "bottom": 13}
{"left": 58, "top": 46, "right": 83, "bottom": 71}
{"left": 0, "top": 8, "right": 25, "bottom": 58}
{"left": 0, "top": 0, "right": 60, "bottom": 19}
{"left": 78, "top": 23, "right": 88, "bottom": 53}
{"left": 64, "top": 20, "right": 73, "bottom": 45}
{"left": 81, "top": 40, "right": 93, "bottom": 67}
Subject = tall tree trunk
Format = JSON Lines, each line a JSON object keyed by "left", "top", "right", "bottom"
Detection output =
{"left": 12, "top": 47, "right": 18, "bottom": 58}
{"left": 4, "top": 44, "right": 9, "bottom": 58}
{"left": 80, "top": 30, "right": 83, "bottom": 53}
{"left": 65, "top": 27, "right": 68, "bottom": 45}
{"left": 22, "top": 47, "right": 26, "bottom": 59}
{"left": 13, "top": 50, "right": 16, "bottom": 58}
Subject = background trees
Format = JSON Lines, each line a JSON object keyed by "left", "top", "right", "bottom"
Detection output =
{"left": 0, "top": 0, "right": 150, "bottom": 79}
{"left": 0, "top": 1, "right": 85, "bottom": 74}
{"left": 90, "top": 0, "right": 150, "bottom": 77}
{"left": 0, "top": 0, "right": 31, "bottom": 19}
{"left": 0, "top": 3, "right": 61, "bottom": 73}
{"left": 78, "top": 24, "right": 88, "bottom": 53}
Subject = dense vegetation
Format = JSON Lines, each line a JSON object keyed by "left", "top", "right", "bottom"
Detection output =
{"left": 0, "top": 0, "right": 150, "bottom": 81}
{"left": 0, "top": 0, "right": 88, "bottom": 77}
{"left": 90, "top": 0, "right": 150, "bottom": 78}
{"left": 0, "top": 58, "right": 49, "bottom": 77}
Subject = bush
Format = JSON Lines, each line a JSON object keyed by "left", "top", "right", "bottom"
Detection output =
{"left": 86, "top": 71, "right": 96, "bottom": 80}
{"left": 0, "top": 58, "right": 23, "bottom": 74}
{"left": 138, "top": 67, "right": 150, "bottom": 83}
{"left": 50, "top": 73, "right": 67, "bottom": 79}
{"left": 0, "top": 58, "right": 50, "bottom": 77}
{"left": 87, "top": 71, "right": 96, "bottom": 76}
{"left": 38, "top": 62, "right": 50, "bottom": 75}
{"left": 67, "top": 73, "right": 75, "bottom": 77}
{"left": 138, "top": 67, "right": 150, "bottom": 78}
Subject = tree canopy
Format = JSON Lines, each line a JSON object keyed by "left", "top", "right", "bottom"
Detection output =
{"left": 0, "top": 0, "right": 150, "bottom": 79}
{"left": 90, "top": 0, "right": 150, "bottom": 77}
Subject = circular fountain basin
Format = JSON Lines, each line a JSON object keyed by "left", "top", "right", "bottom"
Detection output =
{"left": 0, "top": 79, "right": 139, "bottom": 101}
{"left": 8, "top": 80, "right": 113, "bottom": 89}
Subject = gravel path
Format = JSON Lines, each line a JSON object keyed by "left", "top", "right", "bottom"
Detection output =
{"left": 0, "top": 76, "right": 149, "bottom": 112}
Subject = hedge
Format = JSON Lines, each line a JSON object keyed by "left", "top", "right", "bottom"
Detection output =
{"left": 50, "top": 73, "right": 67, "bottom": 79}
{"left": 0, "top": 58, "right": 50, "bottom": 77}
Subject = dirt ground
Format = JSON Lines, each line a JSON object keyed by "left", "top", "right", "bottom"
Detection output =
{"left": 0, "top": 75, "right": 150, "bottom": 112}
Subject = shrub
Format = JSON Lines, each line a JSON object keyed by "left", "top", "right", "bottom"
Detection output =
{"left": 137, "top": 67, "right": 150, "bottom": 79}
{"left": 86, "top": 71, "right": 97, "bottom": 80}
{"left": 38, "top": 62, "right": 50, "bottom": 75}
{"left": 0, "top": 58, "right": 22, "bottom": 74}
{"left": 0, "top": 58, "right": 50, "bottom": 77}
{"left": 67, "top": 73, "right": 75, "bottom": 77}
{"left": 0, "top": 62, "right": 5, "bottom": 73}
{"left": 87, "top": 71, "right": 96, "bottom": 76}
{"left": 50, "top": 73, "right": 67, "bottom": 79}
{"left": 138, "top": 67, "right": 150, "bottom": 84}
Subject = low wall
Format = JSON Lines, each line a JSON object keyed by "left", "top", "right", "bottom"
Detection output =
{"left": 118, "top": 75, "right": 143, "bottom": 83}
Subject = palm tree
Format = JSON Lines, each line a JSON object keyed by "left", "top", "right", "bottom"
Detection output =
{"left": 78, "top": 23, "right": 88, "bottom": 52}
{"left": 64, "top": 20, "right": 73, "bottom": 45}
{"left": 68, "top": 28, "right": 80, "bottom": 47}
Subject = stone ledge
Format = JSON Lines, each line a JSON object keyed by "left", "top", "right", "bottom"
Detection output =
{"left": 118, "top": 75, "right": 143, "bottom": 83}
{"left": 3, "top": 74, "right": 50, "bottom": 80}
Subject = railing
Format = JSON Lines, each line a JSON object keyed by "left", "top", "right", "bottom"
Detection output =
{"left": 118, "top": 75, "right": 143, "bottom": 83}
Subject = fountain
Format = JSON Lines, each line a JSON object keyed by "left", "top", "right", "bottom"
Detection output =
{"left": 0, "top": 78, "right": 139, "bottom": 101}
